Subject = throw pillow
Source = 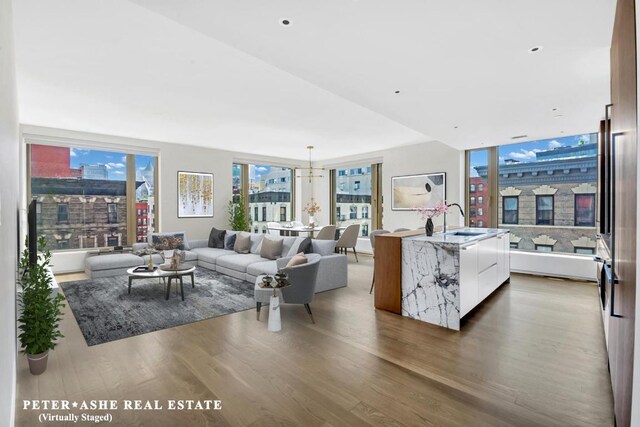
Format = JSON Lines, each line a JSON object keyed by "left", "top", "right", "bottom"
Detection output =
{"left": 208, "top": 227, "right": 226, "bottom": 249}
{"left": 311, "top": 239, "right": 336, "bottom": 256}
{"left": 233, "top": 233, "right": 251, "bottom": 254}
{"left": 260, "top": 236, "right": 284, "bottom": 260}
{"left": 224, "top": 232, "right": 237, "bottom": 250}
{"left": 286, "top": 236, "right": 312, "bottom": 256}
{"left": 285, "top": 252, "right": 308, "bottom": 268}
{"left": 150, "top": 232, "right": 188, "bottom": 251}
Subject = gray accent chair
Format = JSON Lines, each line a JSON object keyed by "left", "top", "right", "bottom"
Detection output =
{"left": 369, "top": 229, "right": 390, "bottom": 294}
{"left": 315, "top": 225, "right": 336, "bottom": 240}
{"left": 255, "top": 254, "right": 321, "bottom": 323}
{"left": 335, "top": 223, "right": 361, "bottom": 262}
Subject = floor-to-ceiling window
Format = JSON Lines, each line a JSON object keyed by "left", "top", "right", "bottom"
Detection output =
{"left": 29, "top": 144, "right": 157, "bottom": 250}
{"left": 232, "top": 163, "right": 293, "bottom": 233}
{"left": 467, "top": 133, "right": 598, "bottom": 255}
{"left": 332, "top": 164, "right": 372, "bottom": 237}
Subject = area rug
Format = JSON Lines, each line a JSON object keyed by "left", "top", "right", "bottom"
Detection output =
{"left": 60, "top": 268, "right": 255, "bottom": 346}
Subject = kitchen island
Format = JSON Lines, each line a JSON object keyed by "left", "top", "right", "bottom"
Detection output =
{"left": 374, "top": 228, "right": 510, "bottom": 330}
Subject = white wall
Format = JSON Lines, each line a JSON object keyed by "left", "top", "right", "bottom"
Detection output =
{"left": 0, "top": 0, "right": 19, "bottom": 424}
{"left": 310, "top": 140, "right": 464, "bottom": 234}
{"left": 20, "top": 126, "right": 306, "bottom": 273}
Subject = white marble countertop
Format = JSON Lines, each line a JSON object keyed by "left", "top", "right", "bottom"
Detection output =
{"left": 403, "top": 227, "right": 508, "bottom": 245}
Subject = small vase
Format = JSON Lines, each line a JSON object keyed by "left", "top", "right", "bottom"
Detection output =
{"left": 27, "top": 350, "right": 49, "bottom": 375}
{"left": 425, "top": 218, "right": 434, "bottom": 236}
{"left": 268, "top": 295, "right": 282, "bottom": 332}
{"left": 308, "top": 215, "right": 317, "bottom": 227}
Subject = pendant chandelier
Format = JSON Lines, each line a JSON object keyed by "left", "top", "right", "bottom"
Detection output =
{"left": 296, "top": 145, "right": 325, "bottom": 183}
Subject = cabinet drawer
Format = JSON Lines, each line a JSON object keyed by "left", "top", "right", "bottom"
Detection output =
{"left": 478, "top": 264, "right": 498, "bottom": 301}
{"left": 478, "top": 237, "right": 498, "bottom": 272}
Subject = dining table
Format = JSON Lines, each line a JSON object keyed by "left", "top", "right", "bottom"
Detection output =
{"left": 267, "top": 224, "right": 346, "bottom": 238}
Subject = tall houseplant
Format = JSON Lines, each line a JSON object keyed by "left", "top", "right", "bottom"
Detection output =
{"left": 228, "top": 190, "right": 250, "bottom": 231}
{"left": 18, "top": 236, "right": 65, "bottom": 375}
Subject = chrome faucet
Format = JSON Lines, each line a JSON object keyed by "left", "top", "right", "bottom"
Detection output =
{"left": 443, "top": 203, "right": 465, "bottom": 233}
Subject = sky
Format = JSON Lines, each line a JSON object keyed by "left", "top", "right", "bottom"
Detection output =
{"left": 69, "top": 147, "right": 154, "bottom": 181}
{"left": 469, "top": 133, "right": 596, "bottom": 177}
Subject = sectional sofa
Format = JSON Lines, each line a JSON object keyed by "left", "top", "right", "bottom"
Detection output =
{"left": 84, "top": 231, "right": 348, "bottom": 293}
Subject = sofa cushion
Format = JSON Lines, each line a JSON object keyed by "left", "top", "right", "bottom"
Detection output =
{"left": 224, "top": 232, "right": 237, "bottom": 250}
{"left": 191, "top": 247, "right": 234, "bottom": 264}
{"left": 246, "top": 260, "right": 278, "bottom": 278}
{"left": 85, "top": 253, "right": 143, "bottom": 271}
{"left": 149, "top": 232, "right": 190, "bottom": 250}
{"left": 287, "top": 237, "right": 312, "bottom": 256}
{"left": 216, "top": 253, "right": 267, "bottom": 272}
{"left": 234, "top": 233, "right": 251, "bottom": 254}
{"left": 311, "top": 239, "right": 336, "bottom": 256}
{"left": 260, "top": 236, "right": 284, "bottom": 260}
{"left": 249, "top": 233, "right": 265, "bottom": 254}
{"left": 140, "top": 253, "right": 164, "bottom": 265}
{"left": 208, "top": 227, "right": 226, "bottom": 249}
{"left": 281, "top": 236, "right": 297, "bottom": 257}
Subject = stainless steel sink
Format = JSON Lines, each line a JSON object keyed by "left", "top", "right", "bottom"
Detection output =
{"left": 448, "top": 231, "right": 485, "bottom": 237}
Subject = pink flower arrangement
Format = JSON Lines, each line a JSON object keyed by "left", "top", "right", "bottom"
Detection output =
{"left": 416, "top": 202, "right": 448, "bottom": 221}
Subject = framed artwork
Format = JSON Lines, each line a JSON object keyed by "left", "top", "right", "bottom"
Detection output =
{"left": 391, "top": 172, "right": 446, "bottom": 210}
{"left": 177, "top": 171, "right": 214, "bottom": 218}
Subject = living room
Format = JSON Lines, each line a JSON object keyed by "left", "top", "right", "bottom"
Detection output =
{"left": 2, "top": 0, "right": 640, "bottom": 426}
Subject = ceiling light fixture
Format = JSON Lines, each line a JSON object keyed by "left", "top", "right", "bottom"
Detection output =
{"left": 279, "top": 18, "right": 291, "bottom": 26}
{"left": 394, "top": 90, "right": 400, "bottom": 94}
{"left": 551, "top": 107, "right": 558, "bottom": 112}
{"left": 296, "top": 146, "right": 325, "bottom": 183}
{"left": 511, "top": 134, "right": 528, "bottom": 140}
{"left": 528, "top": 46, "right": 543, "bottom": 53}
{"left": 454, "top": 126, "right": 458, "bottom": 129}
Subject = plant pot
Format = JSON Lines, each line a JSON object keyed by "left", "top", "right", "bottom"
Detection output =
{"left": 27, "top": 350, "right": 49, "bottom": 375}
{"left": 425, "top": 218, "right": 434, "bottom": 236}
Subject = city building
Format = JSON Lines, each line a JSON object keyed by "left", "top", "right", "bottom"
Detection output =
{"left": 468, "top": 176, "right": 488, "bottom": 228}
{"left": 135, "top": 201, "right": 149, "bottom": 243}
{"left": 475, "top": 141, "right": 598, "bottom": 254}
{"left": 248, "top": 167, "right": 293, "bottom": 232}
{"left": 335, "top": 166, "right": 372, "bottom": 236}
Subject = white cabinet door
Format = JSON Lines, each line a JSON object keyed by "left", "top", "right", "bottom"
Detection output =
{"left": 478, "top": 264, "right": 498, "bottom": 301}
{"left": 459, "top": 243, "right": 478, "bottom": 317}
{"left": 478, "top": 236, "right": 498, "bottom": 272}
{"left": 496, "top": 233, "right": 510, "bottom": 284}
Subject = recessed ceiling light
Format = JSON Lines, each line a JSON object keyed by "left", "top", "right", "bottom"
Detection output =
{"left": 394, "top": 90, "right": 400, "bottom": 94}
{"left": 279, "top": 18, "right": 291, "bottom": 26}
{"left": 551, "top": 107, "right": 558, "bottom": 112}
{"left": 454, "top": 126, "right": 458, "bottom": 129}
{"left": 528, "top": 46, "right": 543, "bottom": 53}
{"left": 511, "top": 134, "right": 528, "bottom": 140}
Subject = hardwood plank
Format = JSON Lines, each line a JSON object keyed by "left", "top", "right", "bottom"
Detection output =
{"left": 15, "top": 255, "right": 614, "bottom": 426}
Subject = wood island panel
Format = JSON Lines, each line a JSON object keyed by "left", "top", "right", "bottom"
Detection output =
{"left": 373, "top": 230, "right": 425, "bottom": 313}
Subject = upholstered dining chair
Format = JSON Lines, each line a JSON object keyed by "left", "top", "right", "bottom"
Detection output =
{"left": 291, "top": 220, "right": 305, "bottom": 227}
{"left": 393, "top": 228, "right": 410, "bottom": 232}
{"left": 255, "top": 254, "right": 321, "bottom": 323}
{"left": 335, "top": 223, "right": 361, "bottom": 262}
{"left": 266, "top": 222, "right": 281, "bottom": 236}
{"left": 369, "top": 229, "right": 390, "bottom": 294}
{"left": 315, "top": 225, "right": 337, "bottom": 240}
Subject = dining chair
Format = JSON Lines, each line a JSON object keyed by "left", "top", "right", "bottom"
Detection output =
{"left": 315, "top": 225, "right": 337, "bottom": 240}
{"left": 335, "top": 224, "right": 361, "bottom": 262}
{"left": 393, "top": 228, "right": 410, "bottom": 232}
{"left": 266, "top": 222, "right": 281, "bottom": 236}
{"left": 369, "top": 229, "right": 390, "bottom": 293}
{"left": 291, "top": 220, "right": 305, "bottom": 227}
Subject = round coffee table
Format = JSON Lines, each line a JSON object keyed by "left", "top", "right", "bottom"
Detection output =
{"left": 126, "top": 266, "right": 196, "bottom": 301}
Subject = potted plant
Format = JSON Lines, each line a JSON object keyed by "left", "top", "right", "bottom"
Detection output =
{"left": 18, "top": 236, "right": 65, "bottom": 375}
{"left": 228, "top": 190, "right": 250, "bottom": 231}
{"left": 303, "top": 198, "right": 321, "bottom": 226}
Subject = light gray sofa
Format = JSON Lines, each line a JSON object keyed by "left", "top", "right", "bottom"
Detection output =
{"left": 86, "top": 231, "right": 348, "bottom": 293}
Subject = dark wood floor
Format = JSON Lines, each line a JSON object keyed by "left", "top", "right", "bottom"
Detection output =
{"left": 16, "top": 256, "right": 614, "bottom": 426}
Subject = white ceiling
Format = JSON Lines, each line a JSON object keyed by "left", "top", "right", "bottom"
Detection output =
{"left": 13, "top": 0, "right": 614, "bottom": 160}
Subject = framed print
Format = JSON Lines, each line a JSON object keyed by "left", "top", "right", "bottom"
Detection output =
{"left": 391, "top": 172, "right": 446, "bottom": 210}
{"left": 177, "top": 171, "right": 214, "bottom": 218}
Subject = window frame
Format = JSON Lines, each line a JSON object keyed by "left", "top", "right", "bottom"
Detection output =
{"left": 502, "top": 196, "right": 519, "bottom": 225}
{"left": 574, "top": 193, "right": 596, "bottom": 227}
{"left": 107, "top": 203, "right": 118, "bottom": 224}
{"left": 535, "top": 195, "right": 554, "bottom": 226}
{"left": 57, "top": 203, "right": 69, "bottom": 224}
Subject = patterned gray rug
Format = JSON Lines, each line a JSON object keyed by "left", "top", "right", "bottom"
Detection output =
{"left": 60, "top": 268, "right": 255, "bottom": 346}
